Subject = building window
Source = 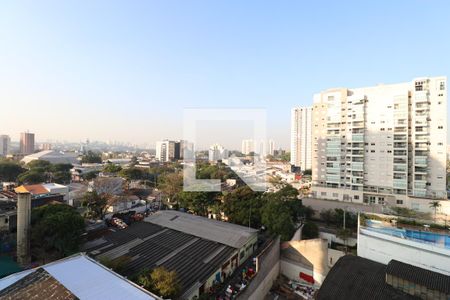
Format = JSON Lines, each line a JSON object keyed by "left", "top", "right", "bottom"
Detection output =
{"left": 440, "top": 81, "right": 445, "bottom": 90}
{"left": 396, "top": 199, "right": 403, "bottom": 205}
{"left": 321, "top": 192, "right": 327, "bottom": 196}
{"left": 438, "top": 126, "right": 443, "bottom": 129}
{"left": 378, "top": 197, "right": 385, "bottom": 205}
{"left": 380, "top": 128, "right": 385, "bottom": 131}
{"left": 332, "top": 193, "right": 338, "bottom": 198}
{"left": 354, "top": 195, "right": 359, "bottom": 200}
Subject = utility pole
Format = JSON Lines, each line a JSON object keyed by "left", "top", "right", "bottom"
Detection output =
{"left": 343, "top": 206, "right": 346, "bottom": 230}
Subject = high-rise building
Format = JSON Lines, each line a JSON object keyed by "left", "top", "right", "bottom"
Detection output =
{"left": 208, "top": 143, "right": 228, "bottom": 162}
{"left": 0, "top": 135, "right": 11, "bottom": 156}
{"left": 156, "top": 140, "right": 193, "bottom": 162}
{"left": 241, "top": 139, "right": 255, "bottom": 155}
{"left": 156, "top": 140, "right": 176, "bottom": 162}
{"left": 290, "top": 107, "right": 312, "bottom": 171}
{"left": 268, "top": 140, "right": 275, "bottom": 156}
{"left": 20, "top": 132, "right": 35, "bottom": 155}
{"left": 39, "top": 143, "right": 52, "bottom": 151}
{"left": 311, "top": 77, "right": 447, "bottom": 210}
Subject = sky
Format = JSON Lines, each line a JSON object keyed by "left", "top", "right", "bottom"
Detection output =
{"left": 1, "top": 0, "right": 449, "bottom": 150}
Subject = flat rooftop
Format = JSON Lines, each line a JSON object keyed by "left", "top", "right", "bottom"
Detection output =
{"left": 144, "top": 210, "right": 258, "bottom": 249}
{"left": 84, "top": 221, "right": 235, "bottom": 296}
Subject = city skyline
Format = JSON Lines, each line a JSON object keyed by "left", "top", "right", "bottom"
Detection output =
{"left": 1, "top": 1, "right": 450, "bottom": 148}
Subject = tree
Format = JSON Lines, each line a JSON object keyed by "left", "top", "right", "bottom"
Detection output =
{"left": 303, "top": 169, "right": 312, "bottom": 175}
{"left": 82, "top": 191, "right": 111, "bottom": 219}
{"left": 135, "top": 267, "right": 181, "bottom": 299}
{"left": 222, "top": 186, "right": 264, "bottom": 227}
{"left": 82, "top": 171, "right": 99, "bottom": 181}
{"left": 81, "top": 151, "right": 102, "bottom": 164}
{"left": 179, "top": 191, "right": 217, "bottom": 216}
{"left": 158, "top": 172, "right": 183, "bottom": 205}
{"left": 27, "top": 160, "right": 51, "bottom": 170}
{"left": 336, "top": 228, "right": 352, "bottom": 253}
{"left": 31, "top": 204, "right": 85, "bottom": 260}
{"left": 279, "top": 152, "right": 290, "bottom": 162}
{"left": 302, "top": 222, "right": 319, "bottom": 239}
{"left": 429, "top": 201, "right": 441, "bottom": 220}
{"left": 0, "top": 161, "right": 25, "bottom": 182}
{"left": 320, "top": 209, "right": 334, "bottom": 226}
{"left": 17, "top": 171, "right": 46, "bottom": 184}
{"left": 261, "top": 199, "right": 295, "bottom": 241}
{"left": 103, "top": 163, "right": 122, "bottom": 174}
{"left": 119, "top": 167, "right": 145, "bottom": 180}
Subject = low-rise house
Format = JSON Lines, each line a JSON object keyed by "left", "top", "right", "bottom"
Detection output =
{"left": 14, "top": 184, "right": 66, "bottom": 208}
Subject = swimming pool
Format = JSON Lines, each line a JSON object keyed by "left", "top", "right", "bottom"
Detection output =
{"left": 363, "top": 221, "right": 450, "bottom": 249}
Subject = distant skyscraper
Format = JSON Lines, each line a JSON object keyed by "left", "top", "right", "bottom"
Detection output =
{"left": 0, "top": 135, "right": 11, "bottom": 156}
{"left": 40, "top": 143, "right": 52, "bottom": 151}
{"left": 291, "top": 107, "right": 312, "bottom": 171}
{"left": 268, "top": 140, "right": 275, "bottom": 156}
{"left": 156, "top": 140, "right": 176, "bottom": 162}
{"left": 20, "top": 132, "right": 35, "bottom": 155}
{"left": 311, "top": 76, "right": 447, "bottom": 209}
{"left": 241, "top": 139, "right": 255, "bottom": 155}
{"left": 208, "top": 143, "right": 228, "bottom": 162}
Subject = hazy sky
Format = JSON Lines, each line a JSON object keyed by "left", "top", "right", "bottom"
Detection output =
{"left": 1, "top": 1, "right": 449, "bottom": 149}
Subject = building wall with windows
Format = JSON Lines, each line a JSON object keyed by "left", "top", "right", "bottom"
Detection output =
{"left": 291, "top": 106, "right": 312, "bottom": 171}
{"left": 311, "top": 77, "right": 447, "bottom": 210}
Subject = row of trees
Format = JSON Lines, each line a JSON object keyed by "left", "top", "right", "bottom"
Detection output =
{"left": 0, "top": 159, "right": 73, "bottom": 185}
{"left": 156, "top": 164, "right": 315, "bottom": 241}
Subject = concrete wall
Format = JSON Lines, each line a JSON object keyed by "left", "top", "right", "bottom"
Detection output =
{"left": 358, "top": 228, "right": 450, "bottom": 275}
{"left": 279, "top": 239, "right": 330, "bottom": 286}
{"left": 237, "top": 237, "right": 280, "bottom": 300}
{"left": 319, "top": 231, "right": 357, "bottom": 247}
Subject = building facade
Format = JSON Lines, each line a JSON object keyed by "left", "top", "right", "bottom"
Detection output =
{"left": 311, "top": 77, "right": 447, "bottom": 210}
{"left": 19, "top": 132, "right": 35, "bottom": 155}
{"left": 0, "top": 135, "right": 11, "bottom": 156}
{"left": 208, "top": 143, "right": 228, "bottom": 162}
{"left": 290, "top": 107, "right": 312, "bottom": 171}
{"left": 155, "top": 140, "right": 176, "bottom": 162}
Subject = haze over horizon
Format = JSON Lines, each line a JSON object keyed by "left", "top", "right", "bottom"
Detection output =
{"left": 1, "top": 1, "right": 449, "bottom": 150}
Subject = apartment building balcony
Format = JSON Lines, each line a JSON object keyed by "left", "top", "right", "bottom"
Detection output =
{"left": 414, "top": 91, "right": 429, "bottom": 102}
{"left": 393, "top": 179, "right": 407, "bottom": 189}
{"left": 393, "top": 135, "right": 407, "bottom": 141}
{"left": 414, "top": 156, "right": 427, "bottom": 166}
{"left": 393, "top": 142, "right": 407, "bottom": 148}
{"left": 351, "top": 150, "right": 364, "bottom": 156}
{"left": 414, "top": 166, "right": 428, "bottom": 174}
{"left": 393, "top": 150, "right": 407, "bottom": 156}
{"left": 351, "top": 178, "right": 364, "bottom": 185}
{"left": 393, "top": 164, "right": 407, "bottom": 172}
{"left": 394, "top": 128, "right": 407, "bottom": 133}
{"left": 349, "top": 162, "right": 364, "bottom": 171}
{"left": 351, "top": 134, "right": 364, "bottom": 142}
{"left": 413, "top": 180, "right": 427, "bottom": 190}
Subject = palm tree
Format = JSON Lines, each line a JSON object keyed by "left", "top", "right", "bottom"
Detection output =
{"left": 429, "top": 201, "right": 441, "bottom": 221}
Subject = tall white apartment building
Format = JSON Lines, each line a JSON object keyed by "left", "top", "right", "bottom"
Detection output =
{"left": 241, "top": 139, "right": 255, "bottom": 155}
{"left": 268, "top": 140, "right": 275, "bottom": 156}
{"left": 156, "top": 140, "right": 176, "bottom": 162}
{"left": 290, "top": 107, "right": 312, "bottom": 171}
{"left": 0, "top": 135, "right": 11, "bottom": 156}
{"left": 311, "top": 77, "right": 447, "bottom": 211}
{"left": 208, "top": 143, "right": 228, "bottom": 162}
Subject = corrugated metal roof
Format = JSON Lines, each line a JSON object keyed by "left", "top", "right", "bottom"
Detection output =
{"left": 145, "top": 210, "right": 258, "bottom": 249}
{"left": 0, "top": 254, "right": 159, "bottom": 300}
{"left": 316, "top": 255, "right": 418, "bottom": 300}
{"left": 386, "top": 260, "right": 450, "bottom": 294}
